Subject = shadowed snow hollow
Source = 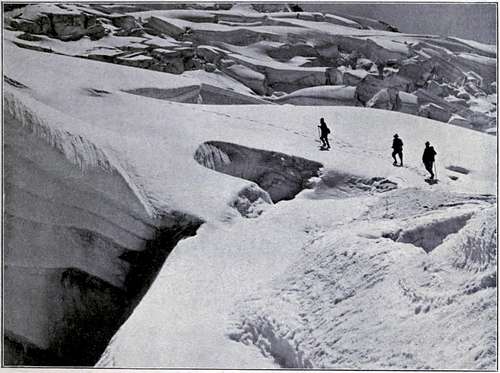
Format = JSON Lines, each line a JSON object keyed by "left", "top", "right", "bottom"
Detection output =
{"left": 194, "top": 141, "right": 323, "bottom": 202}
{"left": 303, "top": 169, "right": 398, "bottom": 199}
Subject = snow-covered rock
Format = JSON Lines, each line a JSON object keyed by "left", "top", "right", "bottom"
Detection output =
{"left": 448, "top": 115, "right": 473, "bottom": 128}
{"left": 147, "top": 16, "right": 191, "bottom": 37}
{"left": 111, "top": 14, "right": 144, "bottom": 37}
{"left": 355, "top": 74, "right": 410, "bottom": 105}
{"left": 7, "top": 4, "right": 107, "bottom": 41}
{"left": 419, "top": 102, "right": 453, "bottom": 122}
{"left": 221, "top": 64, "right": 267, "bottom": 95}
{"left": 366, "top": 87, "right": 418, "bottom": 115}
{"left": 367, "top": 87, "right": 400, "bottom": 110}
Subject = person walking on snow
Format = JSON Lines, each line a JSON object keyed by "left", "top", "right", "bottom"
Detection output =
{"left": 392, "top": 133, "right": 403, "bottom": 166}
{"left": 318, "top": 118, "right": 331, "bottom": 149}
{"left": 422, "top": 141, "right": 437, "bottom": 179}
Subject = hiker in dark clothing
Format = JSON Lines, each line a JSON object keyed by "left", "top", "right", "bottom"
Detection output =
{"left": 422, "top": 141, "right": 437, "bottom": 179}
{"left": 392, "top": 133, "right": 403, "bottom": 166}
{"left": 318, "top": 118, "right": 331, "bottom": 149}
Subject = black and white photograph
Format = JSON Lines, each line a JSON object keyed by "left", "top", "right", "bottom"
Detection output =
{"left": 2, "top": 0, "right": 498, "bottom": 369}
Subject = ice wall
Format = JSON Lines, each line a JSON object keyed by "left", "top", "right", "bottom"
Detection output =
{"left": 3, "top": 91, "right": 202, "bottom": 365}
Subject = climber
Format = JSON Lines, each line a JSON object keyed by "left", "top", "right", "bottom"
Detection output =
{"left": 392, "top": 134, "right": 403, "bottom": 166}
{"left": 422, "top": 141, "right": 437, "bottom": 180}
{"left": 377, "top": 61, "right": 385, "bottom": 78}
{"left": 318, "top": 118, "right": 331, "bottom": 150}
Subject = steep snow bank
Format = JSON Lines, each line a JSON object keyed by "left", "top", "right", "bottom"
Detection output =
{"left": 272, "top": 85, "right": 356, "bottom": 106}
{"left": 3, "top": 90, "right": 203, "bottom": 365}
{"left": 124, "top": 83, "right": 269, "bottom": 104}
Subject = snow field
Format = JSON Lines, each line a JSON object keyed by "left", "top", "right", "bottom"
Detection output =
{"left": 3, "top": 37, "right": 496, "bottom": 368}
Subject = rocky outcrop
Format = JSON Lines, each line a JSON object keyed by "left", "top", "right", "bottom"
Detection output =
{"left": 396, "top": 57, "right": 435, "bottom": 89}
{"left": 355, "top": 74, "right": 410, "bottom": 105}
{"left": 367, "top": 88, "right": 401, "bottom": 111}
{"left": 145, "top": 16, "right": 189, "bottom": 38}
{"left": 52, "top": 12, "right": 106, "bottom": 41}
{"left": 8, "top": 5, "right": 107, "bottom": 41}
{"left": 196, "top": 45, "right": 224, "bottom": 64}
{"left": 398, "top": 92, "right": 419, "bottom": 114}
{"left": 9, "top": 14, "right": 52, "bottom": 35}
{"left": 455, "top": 53, "right": 496, "bottom": 88}
{"left": 448, "top": 115, "right": 473, "bottom": 128}
{"left": 111, "top": 14, "right": 144, "bottom": 36}
{"left": 356, "top": 58, "right": 374, "bottom": 71}
{"left": 466, "top": 111, "right": 496, "bottom": 130}
{"left": 150, "top": 48, "right": 185, "bottom": 73}
{"left": 415, "top": 88, "right": 496, "bottom": 130}
{"left": 267, "top": 43, "right": 319, "bottom": 62}
{"left": 418, "top": 103, "right": 453, "bottom": 122}
{"left": 444, "top": 95, "right": 469, "bottom": 108}
{"left": 426, "top": 80, "right": 447, "bottom": 97}
{"left": 341, "top": 68, "right": 370, "bottom": 86}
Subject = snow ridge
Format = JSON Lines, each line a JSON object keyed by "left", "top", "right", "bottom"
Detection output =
{"left": 4, "top": 87, "right": 155, "bottom": 218}
{"left": 4, "top": 89, "right": 113, "bottom": 172}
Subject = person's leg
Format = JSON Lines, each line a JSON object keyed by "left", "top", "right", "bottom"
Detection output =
{"left": 320, "top": 136, "right": 326, "bottom": 147}
{"left": 399, "top": 151, "right": 403, "bottom": 166}
{"left": 425, "top": 162, "right": 434, "bottom": 179}
{"left": 325, "top": 137, "right": 330, "bottom": 148}
{"left": 392, "top": 151, "right": 397, "bottom": 164}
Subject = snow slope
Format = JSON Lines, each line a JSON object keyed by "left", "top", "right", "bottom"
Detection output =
{"left": 3, "top": 24, "right": 497, "bottom": 369}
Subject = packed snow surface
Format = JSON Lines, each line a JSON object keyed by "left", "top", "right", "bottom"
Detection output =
{"left": 3, "top": 5, "right": 497, "bottom": 369}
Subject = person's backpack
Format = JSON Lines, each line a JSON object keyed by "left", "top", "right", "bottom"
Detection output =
{"left": 326, "top": 127, "right": 331, "bottom": 134}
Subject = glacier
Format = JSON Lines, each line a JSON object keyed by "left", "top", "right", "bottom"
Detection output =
{"left": 2, "top": 3, "right": 497, "bottom": 369}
